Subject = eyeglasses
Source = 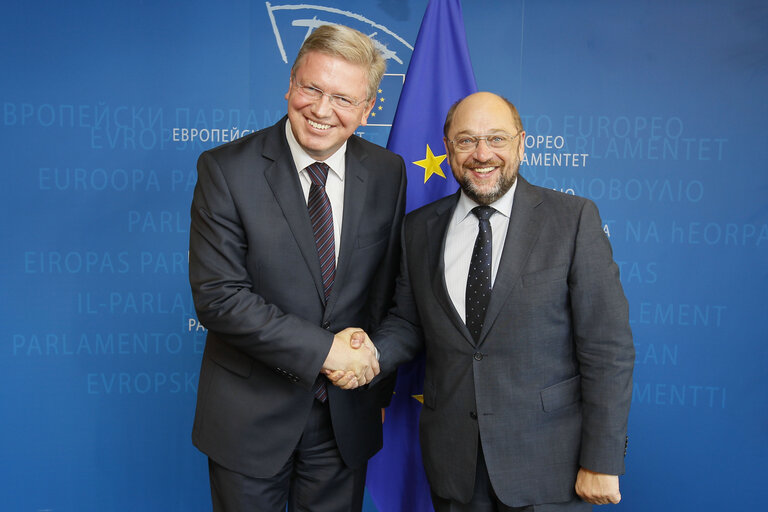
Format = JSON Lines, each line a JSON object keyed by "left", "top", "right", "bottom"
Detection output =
{"left": 292, "top": 78, "right": 364, "bottom": 110}
{"left": 447, "top": 132, "right": 521, "bottom": 153}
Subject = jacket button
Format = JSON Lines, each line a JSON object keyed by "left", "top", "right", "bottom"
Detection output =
{"left": 322, "top": 322, "right": 331, "bottom": 329}
{"left": 469, "top": 411, "right": 478, "bottom": 419}
{"left": 473, "top": 352, "right": 483, "bottom": 361}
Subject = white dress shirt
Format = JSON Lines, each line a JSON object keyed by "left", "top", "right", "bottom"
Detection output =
{"left": 443, "top": 179, "right": 518, "bottom": 323}
{"left": 285, "top": 119, "right": 345, "bottom": 262}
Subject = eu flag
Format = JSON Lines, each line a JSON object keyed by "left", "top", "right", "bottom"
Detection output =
{"left": 388, "top": 0, "right": 478, "bottom": 214}
{"left": 365, "top": 1, "right": 477, "bottom": 510}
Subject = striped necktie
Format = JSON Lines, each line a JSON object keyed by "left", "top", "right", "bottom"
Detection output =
{"left": 306, "top": 162, "right": 336, "bottom": 302}
{"left": 306, "top": 161, "right": 335, "bottom": 402}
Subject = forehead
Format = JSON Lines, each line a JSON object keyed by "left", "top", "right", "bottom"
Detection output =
{"left": 450, "top": 97, "right": 516, "bottom": 135}
{"left": 294, "top": 51, "right": 368, "bottom": 95}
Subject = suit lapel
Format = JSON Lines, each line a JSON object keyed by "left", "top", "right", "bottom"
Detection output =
{"left": 427, "top": 193, "right": 476, "bottom": 344}
{"left": 323, "top": 139, "right": 369, "bottom": 318}
{"left": 263, "top": 120, "right": 326, "bottom": 303}
{"left": 478, "top": 177, "right": 544, "bottom": 345}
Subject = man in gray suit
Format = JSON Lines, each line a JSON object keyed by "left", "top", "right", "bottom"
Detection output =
{"left": 189, "top": 25, "right": 403, "bottom": 511}
{"left": 331, "top": 92, "right": 634, "bottom": 511}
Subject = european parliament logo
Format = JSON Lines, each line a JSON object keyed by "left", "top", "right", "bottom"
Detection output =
{"left": 265, "top": 2, "right": 413, "bottom": 65}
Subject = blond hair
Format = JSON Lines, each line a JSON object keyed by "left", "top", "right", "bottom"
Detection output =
{"left": 292, "top": 24, "right": 386, "bottom": 100}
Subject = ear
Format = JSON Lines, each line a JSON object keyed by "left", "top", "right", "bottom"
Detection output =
{"left": 517, "top": 131, "right": 526, "bottom": 160}
{"left": 358, "top": 97, "right": 376, "bottom": 126}
{"left": 285, "top": 73, "right": 294, "bottom": 101}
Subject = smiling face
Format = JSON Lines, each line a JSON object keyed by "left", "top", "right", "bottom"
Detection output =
{"left": 444, "top": 92, "right": 525, "bottom": 205}
{"left": 285, "top": 51, "right": 375, "bottom": 161}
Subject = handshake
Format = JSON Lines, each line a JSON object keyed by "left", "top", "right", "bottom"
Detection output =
{"left": 321, "top": 327, "right": 378, "bottom": 390}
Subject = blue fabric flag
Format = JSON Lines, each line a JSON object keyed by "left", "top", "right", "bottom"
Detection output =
{"left": 388, "top": 0, "right": 478, "bottom": 214}
{"left": 366, "top": 1, "right": 477, "bottom": 510}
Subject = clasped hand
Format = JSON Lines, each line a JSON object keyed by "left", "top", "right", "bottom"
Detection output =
{"left": 321, "top": 328, "right": 378, "bottom": 389}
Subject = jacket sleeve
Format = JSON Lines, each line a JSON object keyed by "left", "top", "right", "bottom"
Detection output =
{"left": 569, "top": 199, "right": 635, "bottom": 475}
{"left": 373, "top": 214, "right": 427, "bottom": 376}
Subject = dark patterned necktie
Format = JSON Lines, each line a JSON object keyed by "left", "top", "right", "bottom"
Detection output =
{"left": 306, "top": 162, "right": 334, "bottom": 402}
{"left": 306, "top": 162, "right": 336, "bottom": 303}
{"left": 466, "top": 206, "right": 495, "bottom": 342}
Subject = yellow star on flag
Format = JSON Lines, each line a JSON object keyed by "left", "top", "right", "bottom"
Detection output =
{"left": 413, "top": 144, "right": 447, "bottom": 184}
{"left": 390, "top": 391, "right": 425, "bottom": 405}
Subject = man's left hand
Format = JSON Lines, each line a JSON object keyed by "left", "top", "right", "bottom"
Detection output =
{"left": 575, "top": 467, "right": 621, "bottom": 505}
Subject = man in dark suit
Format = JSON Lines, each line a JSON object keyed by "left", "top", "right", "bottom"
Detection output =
{"left": 332, "top": 92, "right": 634, "bottom": 511}
{"left": 189, "top": 25, "right": 405, "bottom": 511}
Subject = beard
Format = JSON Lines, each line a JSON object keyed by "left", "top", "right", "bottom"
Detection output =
{"left": 458, "top": 160, "right": 518, "bottom": 206}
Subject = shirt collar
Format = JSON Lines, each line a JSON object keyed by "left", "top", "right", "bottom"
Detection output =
{"left": 285, "top": 119, "right": 346, "bottom": 180}
{"left": 454, "top": 177, "right": 518, "bottom": 226}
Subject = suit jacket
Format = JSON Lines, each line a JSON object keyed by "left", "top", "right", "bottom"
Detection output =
{"left": 189, "top": 117, "right": 406, "bottom": 478}
{"left": 375, "top": 176, "right": 634, "bottom": 507}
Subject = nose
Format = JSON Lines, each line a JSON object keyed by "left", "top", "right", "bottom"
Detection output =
{"left": 310, "top": 93, "right": 333, "bottom": 118}
{"left": 473, "top": 138, "right": 494, "bottom": 161}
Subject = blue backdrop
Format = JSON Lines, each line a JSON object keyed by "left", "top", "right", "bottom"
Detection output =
{"left": 1, "top": 1, "right": 766, "bottom": 510}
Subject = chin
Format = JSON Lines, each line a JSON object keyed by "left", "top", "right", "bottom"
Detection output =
{"left": 462, "top": 174, "right": 516, "bottom": 205}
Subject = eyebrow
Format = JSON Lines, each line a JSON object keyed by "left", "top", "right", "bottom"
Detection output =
{"left": 452, "top": 129, "right": 509, "bottom": 137}
{"left": 299, "top": 78, "right": 356, "bottom": 99}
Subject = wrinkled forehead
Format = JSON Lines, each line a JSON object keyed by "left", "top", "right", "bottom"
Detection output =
{"left": 293, "top": 51, "right": 369, "bottom": 96}
{"left": 450, "top": 98, "right": 518, "bottom": 136}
